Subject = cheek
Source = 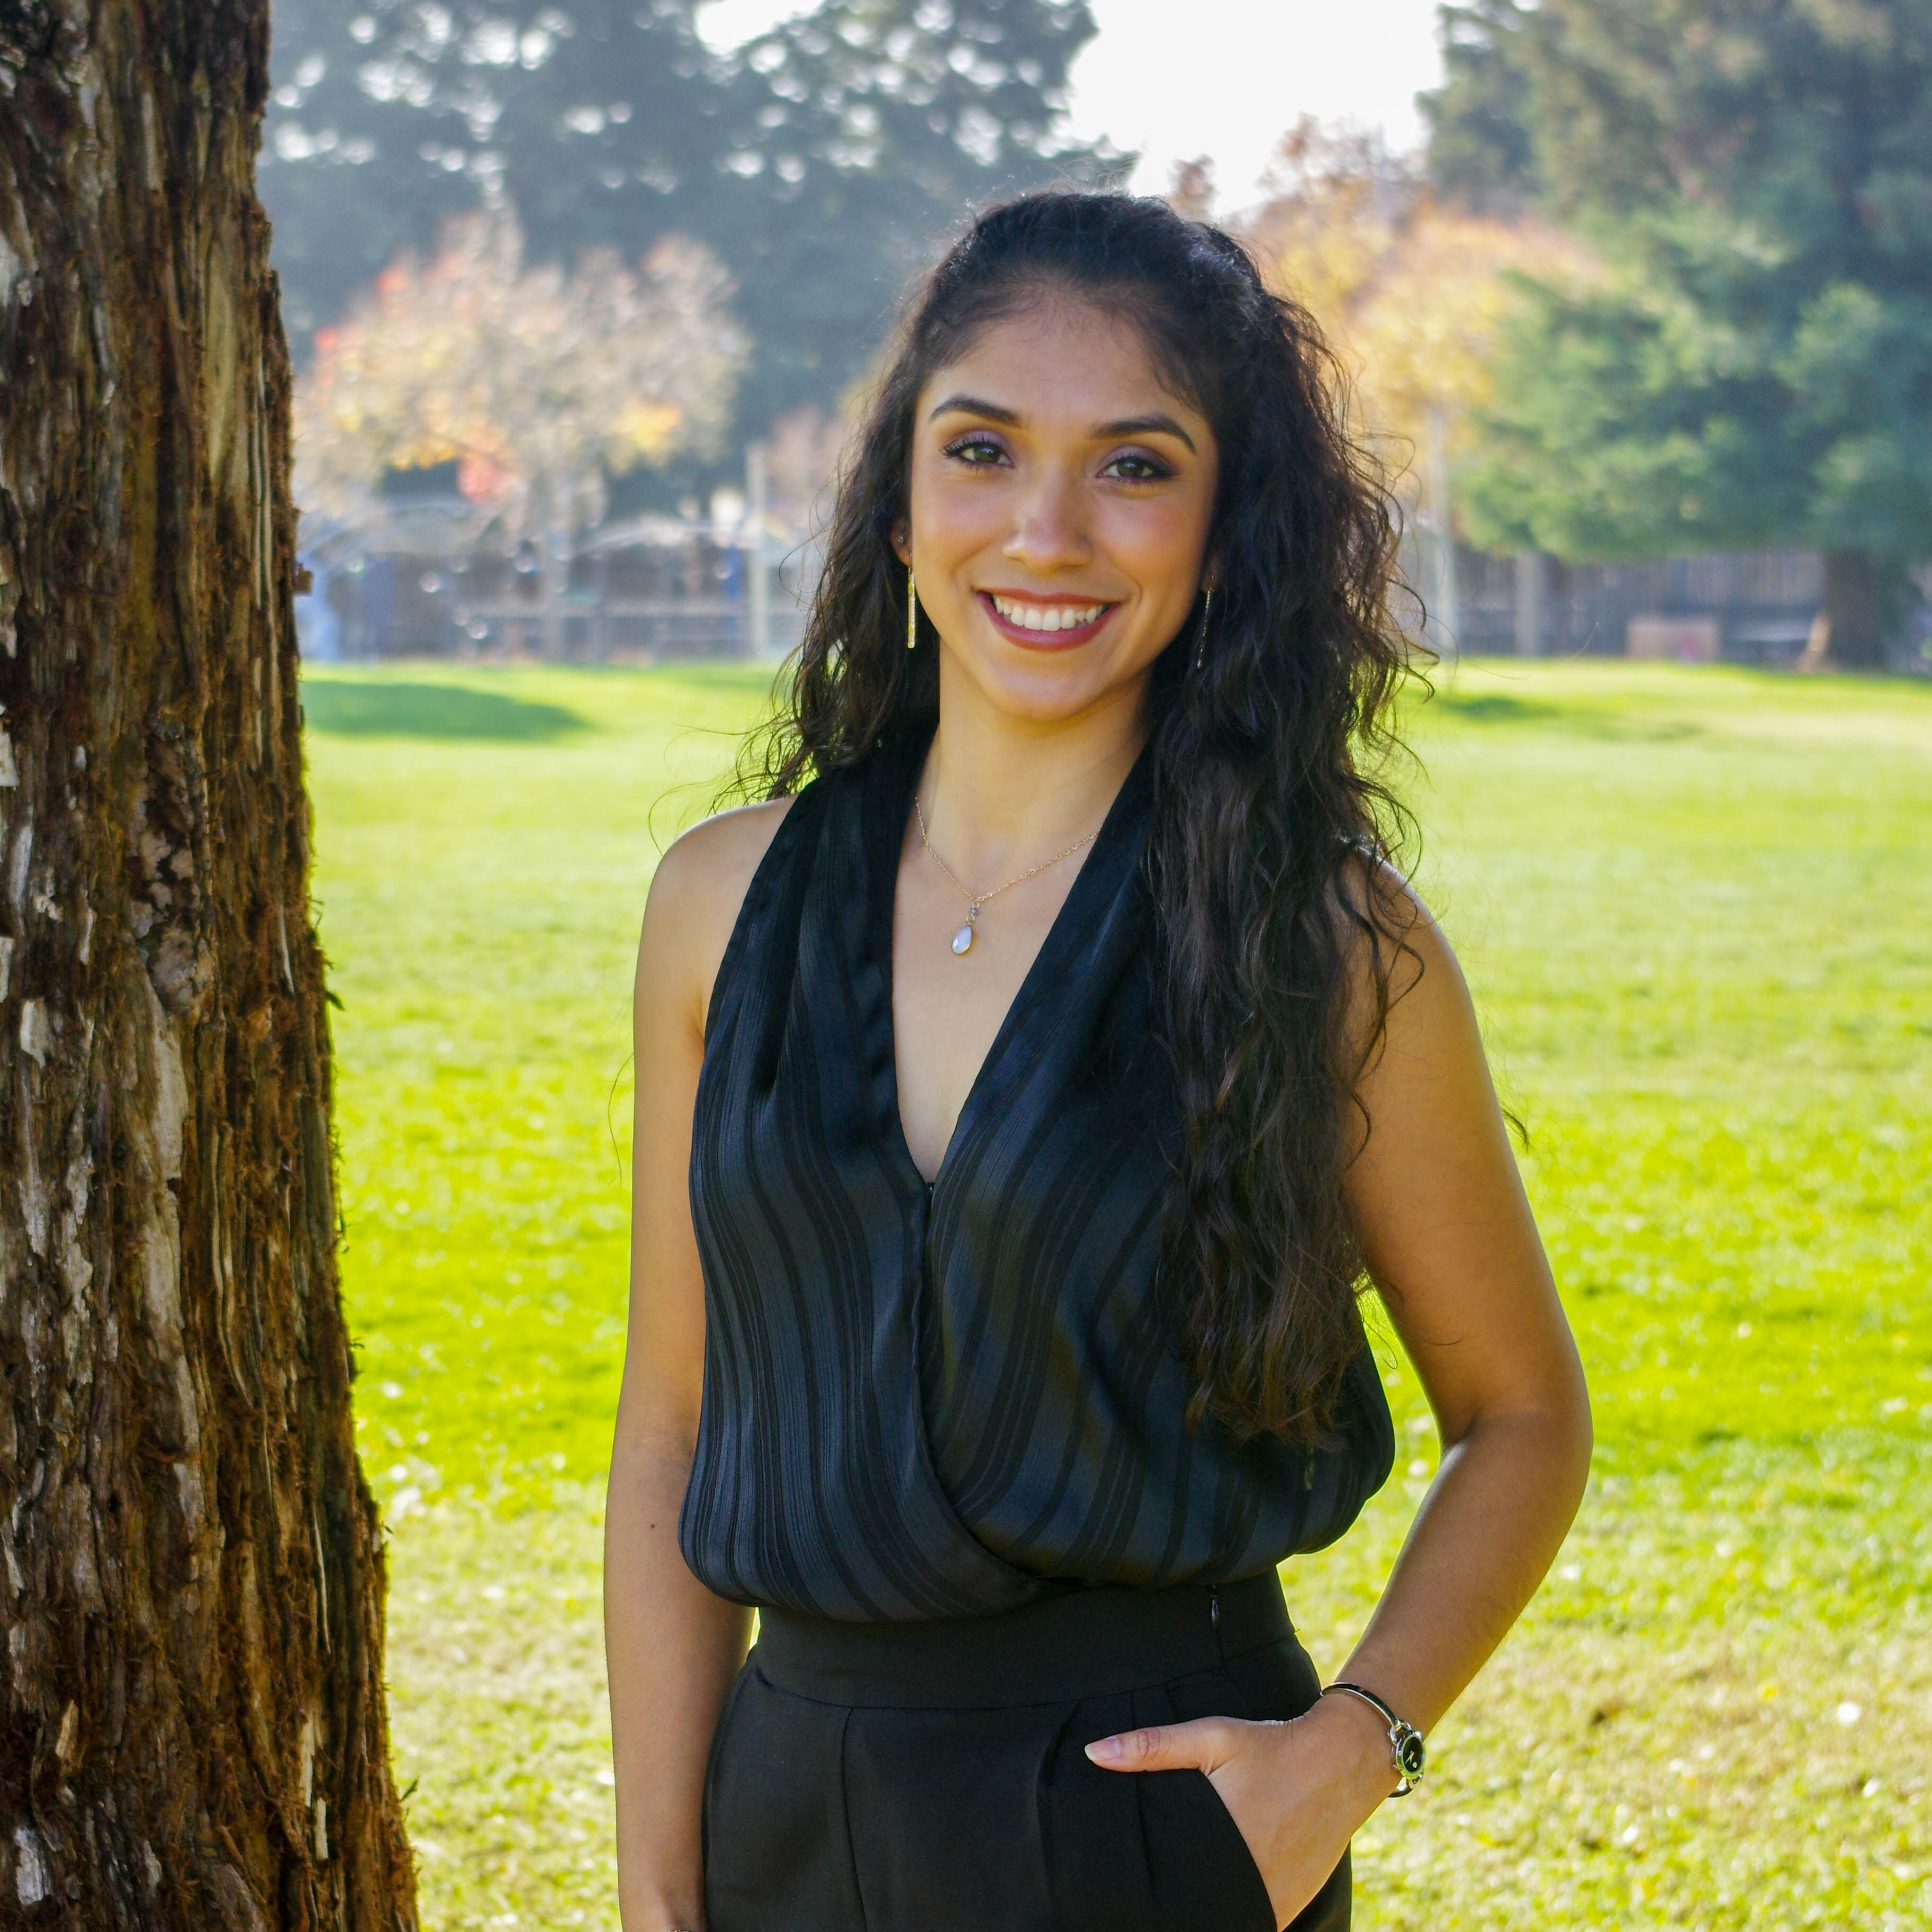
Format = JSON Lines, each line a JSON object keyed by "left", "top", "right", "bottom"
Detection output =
{"left": 911, "top": 465, "right": 1005, "bottom": 547}
{"left": 1101, "top": 496, "right": 1211, "bottom": 598}
{"left": 909, "top": 493, "right": 1010, "bottom": 622}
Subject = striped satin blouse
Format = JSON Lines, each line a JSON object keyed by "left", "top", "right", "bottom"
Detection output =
{"left": 678, "top": 719, "right": 1394, "bottom": 1622}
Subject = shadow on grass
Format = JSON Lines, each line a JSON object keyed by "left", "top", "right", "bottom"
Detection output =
{"left": 1429, "top": 686, "right": 1708, "bottom": 742}
{"left": 302, "top": 679, "right": 588, "bottom": 743}
{"left": 1434, "top": 691, "right": 1566, "bottom": 725}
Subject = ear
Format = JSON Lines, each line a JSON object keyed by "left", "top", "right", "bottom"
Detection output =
{"left": 890, "top": 518, "right": 911, "bottom": 568}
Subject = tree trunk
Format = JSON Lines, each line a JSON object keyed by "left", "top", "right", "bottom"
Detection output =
{"left": 1817, "top": 548, "right": 1910, "bottom": 670}
{"left": 0, "top": 5, "right": 416, "bottom": 1928}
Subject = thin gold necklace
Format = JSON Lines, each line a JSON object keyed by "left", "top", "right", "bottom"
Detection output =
{"left": 913, "top": 791, "right": 1099, "bottom": 956}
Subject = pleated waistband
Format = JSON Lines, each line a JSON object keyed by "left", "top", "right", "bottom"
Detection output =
{"left": 751, "top": 1570, "right": 1296, "bottom": 1710}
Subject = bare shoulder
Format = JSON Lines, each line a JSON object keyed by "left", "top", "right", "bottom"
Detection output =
{"left": 646, "top": 795, "right": 798, "bottom": 929}
{"left": 1335, "top": 852, "right": 1470, "bottom": 1058}
{"left": 636, "top": 796, "right": 798, "bottom": 1037}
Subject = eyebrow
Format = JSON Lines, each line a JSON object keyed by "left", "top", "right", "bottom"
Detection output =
{"left": 1095, "top": 413, "right": 1197, "bottom": 453}
{"left": 927, "top": 394, "right": 1198, "bottom": 454}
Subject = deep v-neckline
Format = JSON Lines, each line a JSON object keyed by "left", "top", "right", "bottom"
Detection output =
{"left": 870, "top": 723, "right": 1154, "bottom": 1196}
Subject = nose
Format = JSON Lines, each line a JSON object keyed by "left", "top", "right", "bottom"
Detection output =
{"left": 1000, "top": 461, "right": 1091, "bottom": 574}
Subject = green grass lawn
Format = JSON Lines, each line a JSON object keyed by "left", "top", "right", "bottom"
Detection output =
{"left": 303, "top": 658, "right": 1932, "bottom": 1931}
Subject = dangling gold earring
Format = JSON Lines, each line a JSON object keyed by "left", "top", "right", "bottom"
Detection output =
{"left": 1193, "top": 585, "right": 1214, "bottom": 671}
{"left": 907, "top": 560, "right": 919, "bottom": 652}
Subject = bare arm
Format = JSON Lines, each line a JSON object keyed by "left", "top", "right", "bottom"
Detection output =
{"left": 1329, "top": 902, "right": 1592, "bottom": 1734}
{"left": 1087, "top": 889, "right": 1592, "bottom": 1927}
{"left": 604, "top": 801, "right": 791, "bottom": 1931}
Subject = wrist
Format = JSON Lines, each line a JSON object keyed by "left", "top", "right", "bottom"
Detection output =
{"left": 616, "top": 1880, "right": 703, "bottom": 1932}
{"left": 1310, "top": 1686, "right": 1406, "bottom": 1804}
{"left": 1322, "top": 1680, "right": 1427, "bottom": 1798}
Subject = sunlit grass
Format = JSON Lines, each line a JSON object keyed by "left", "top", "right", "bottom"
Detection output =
{"left": 304, "top": 658, "right": 1932, "bottom": 1930}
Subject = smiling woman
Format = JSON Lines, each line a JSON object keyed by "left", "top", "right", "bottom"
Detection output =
{"left": 907, "top": 355, "right": 1214, "bottom": 701}
{"left": 603, "top": 193, "right": 1593, "bottom": 1932}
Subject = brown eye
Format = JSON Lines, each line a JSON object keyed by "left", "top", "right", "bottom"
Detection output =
{"left": 944, "top": 434, "right": 1009, "bottom": 466}
{"left": 1102, "top": 449, "right": 1175, "bottom": 482}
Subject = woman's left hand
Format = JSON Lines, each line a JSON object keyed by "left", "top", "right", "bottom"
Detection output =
{"left": 1086, "top": 1692, "right": 1398, "bottom": 1930}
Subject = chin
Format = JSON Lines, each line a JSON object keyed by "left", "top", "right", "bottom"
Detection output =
{"left": 958, "top": 645, "right": 1126, "bottom": 725}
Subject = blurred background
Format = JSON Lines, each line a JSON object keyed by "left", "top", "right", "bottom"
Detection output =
{"left": 273, "top": 0, "right": 1932, "bottom": 673}
{"left": 273, "top": 4, "right": 1931, "bottom": 1928}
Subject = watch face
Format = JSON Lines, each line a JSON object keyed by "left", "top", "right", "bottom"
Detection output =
{"left": 1396, "top": 1732, "right": 1427, "bottom": 1778}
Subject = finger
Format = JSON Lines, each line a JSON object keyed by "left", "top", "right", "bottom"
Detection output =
{"left": 1084, "top": 1717, "right": 1233, "bottom": 1774}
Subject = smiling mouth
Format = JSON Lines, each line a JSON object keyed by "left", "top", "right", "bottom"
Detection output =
{"left": 980, "top": 591, "right": 1118, "bottom": 647}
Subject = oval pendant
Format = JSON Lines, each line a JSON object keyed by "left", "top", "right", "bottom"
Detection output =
{"left": 950, "top": 923, "right": 975, "bottom": 955}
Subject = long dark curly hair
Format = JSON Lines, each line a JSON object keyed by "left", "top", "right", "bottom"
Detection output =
{"left": 738, "top": 190, "right": 1425, "bottom": 1445}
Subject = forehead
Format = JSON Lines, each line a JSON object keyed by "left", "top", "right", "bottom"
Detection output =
{"left": 919, "top": 294, "right": 1207, "bottom": 434}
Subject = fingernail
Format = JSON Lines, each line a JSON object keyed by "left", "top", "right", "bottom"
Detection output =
{"left": 1085, "top": 1736, "right": 1122, "bottom": 1764}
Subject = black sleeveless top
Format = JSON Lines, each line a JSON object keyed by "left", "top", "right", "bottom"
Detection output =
{"left": 679, "top": 721, "right": 1394, "bottom": 1622}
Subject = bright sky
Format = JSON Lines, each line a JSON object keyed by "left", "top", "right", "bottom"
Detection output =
{"left": 695, "top": 0, "right": 1446, "bottom": 213}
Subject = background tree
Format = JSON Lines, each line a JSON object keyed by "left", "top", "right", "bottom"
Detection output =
{"left": 1248, "top": 122, "right": 1581, "bottom": 643}
{"left": 763, "top": 402, "right": 857, "bottom": 535}
{"left": 1419, "top": 0, "right": 1542, "bottom": 217}
{"left": 1431, "top": 0, "right": 1932, "bottom": 666}
{"left": 0, "top": 0, "right": 414, "bottom": 1923}
{"left": 1248, "top": 123, "right": 1420, "bottom": 356}
{"left": 259, "top": 0, "right": 1114, "bottom": 459}
{"left": 1251, "top": 123, "right": 1578, "bottom": 465}
{"left": 296, "top": 212, "right": 742, "bottom": 650}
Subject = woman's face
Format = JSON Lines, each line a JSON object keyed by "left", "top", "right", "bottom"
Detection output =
{"left": 899, "top": 294, "right": 1219, "bottom": 725}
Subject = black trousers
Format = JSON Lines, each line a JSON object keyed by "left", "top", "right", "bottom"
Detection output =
{"left": 702, "top": 1572, "right": 1351, "bottom": 1932}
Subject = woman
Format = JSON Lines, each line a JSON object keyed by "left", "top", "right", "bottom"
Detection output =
{"left": 605, "top": 192, "right": 1591, "bottom": 1932}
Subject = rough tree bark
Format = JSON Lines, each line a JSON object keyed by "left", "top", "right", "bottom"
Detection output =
{"left": 0, "top": 2, "right": 416, "bottom": 1927}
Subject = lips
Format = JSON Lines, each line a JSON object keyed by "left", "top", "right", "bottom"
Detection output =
{"left": 978, "top": 590, "right": 1119, "bottom": 649}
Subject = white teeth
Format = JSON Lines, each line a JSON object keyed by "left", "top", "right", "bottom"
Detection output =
{"left": 990, "top": 595, "right": 1105, "bottom": 632}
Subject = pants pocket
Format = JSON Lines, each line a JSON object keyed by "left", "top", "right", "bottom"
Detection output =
{"left": 703, "top": 1664, "right": 860, "bottom": 1932}
{"left": 1038, "top": 1692, "right": 1153, "bottom": 1931}
{"left": 1137, "top": 1760, "right": 1277, "bottom": 1932}
{"left": 1132, "top": 1648, "right": 1349, "bottom": 1932}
